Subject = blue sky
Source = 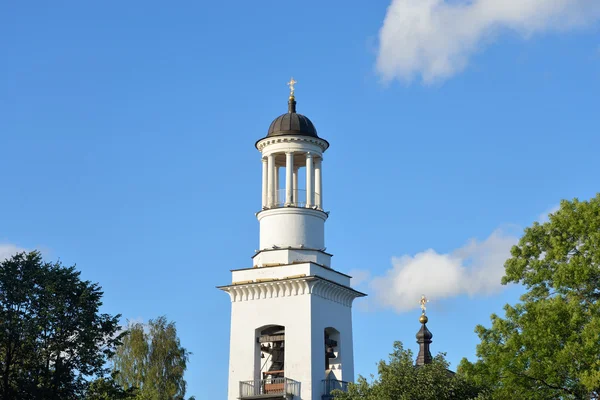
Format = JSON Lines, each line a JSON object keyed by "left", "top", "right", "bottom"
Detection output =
{"left": 1, "top": 1, "right": 599, "bottom": 398}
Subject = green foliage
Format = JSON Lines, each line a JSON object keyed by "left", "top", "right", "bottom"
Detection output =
{"left": 113, "top": 316, "right": 193, "bottom": 400}
{"left": 333, "top": 341, "right": 484, "bottom": 400}
{"left": 0, "top": 251, "right": 123, "bottom": 400}
{"left": 459, "top": 194, "right": 600, "bottom": 399}
{"left": 85, "top": 373, "right": 138, "bottom": 400}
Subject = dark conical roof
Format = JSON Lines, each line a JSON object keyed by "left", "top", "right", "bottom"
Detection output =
{"left": 266, "top": 97, "right": 319, "bottom": 138}
{"left": 416, "top": 324, "right": 433, "bottom": 341}
{"left": 416, "top": 314, "right": 433, "bottom": 366}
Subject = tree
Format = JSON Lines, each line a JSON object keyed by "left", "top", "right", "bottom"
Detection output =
{"left": 85, "top": 374, "right": 138, "bottom": 400}
{"left": 113, "top": 316, "right": 193, "bottom": 400}
{"left": 333, "top": 341, "right": 484, "bottom": 400}
{"left": 459, "top": 194, "right": 600, "bottom": 399}
{"left": 0, "top": 251, "right": 124, "bottom": 400}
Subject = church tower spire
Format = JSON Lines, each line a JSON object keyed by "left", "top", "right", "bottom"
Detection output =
{"left": 219, "top": 81, "right": 365, "bottom": 400}
{"left": 416, "top": 295, "right": 433, "bottom": 366}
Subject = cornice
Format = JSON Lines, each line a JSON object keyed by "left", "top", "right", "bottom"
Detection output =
{"left": 249, "top": 248, "right": 334, "bottom": 260}
{"left": 256, "top": 206, "right": 328, "bottom": 220}
{"left": 256, "top": 135, "right": 329, "bottom": 152}
{"left": 218, "top": 276, "right": 365, "bottom": 307}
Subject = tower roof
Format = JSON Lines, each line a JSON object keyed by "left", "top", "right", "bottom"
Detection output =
{"left": 256, "top": 79, "right": 327, "bottom": 148}
{"left": 416, "top": 321, "right": 433, "bottom": 341}
{"left": 416, "top": 298, "right": 433, "bottom": 366}
{"left": 266, "top": 97, "right": 319, "bottom": 139}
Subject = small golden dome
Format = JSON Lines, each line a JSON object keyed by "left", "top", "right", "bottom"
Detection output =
{"left": 419, "top": 314, "right": 428, "bottom": 324}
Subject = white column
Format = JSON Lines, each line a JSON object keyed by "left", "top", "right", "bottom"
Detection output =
{"left": 315, "top": 157, "right": 322, "bottom": 209}
{"left": 285, "top": 152, "right": 294, "bottom": 205}
{"left": 267, "top": 154, "right": 275, "bottom": 207}
{"left": 261, "top": 158, "right": 268, "bottom": 208}
{"left": 274, "top": 165, "right": 279, "bottom": 206}
{"left": 293, "top": 167, "right": 298, "bottom": 207}
{"left": 306, "top": 152, "right": 314, "bottom": 207}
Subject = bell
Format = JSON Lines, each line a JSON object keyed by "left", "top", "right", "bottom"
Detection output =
{"left": 326, "top": 347, "right": 336, "bottom": 359}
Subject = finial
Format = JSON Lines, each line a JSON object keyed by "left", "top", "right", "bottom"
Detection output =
{"left": 287, "top": 77, "right": 297, "bottom": 113}
{"left": 419, "top": 295, "right": 429, "bottom": 315}
{"left": 287, "top": 77, "right": 297, "bottom": 100}
{"left": 419, "top": 295, "right": 429, "bottom": 324}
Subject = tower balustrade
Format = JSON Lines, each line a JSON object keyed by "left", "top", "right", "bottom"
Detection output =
{"left": 266, "top": 189, "right": 321, "bottom": 209}
{"left": 239, "top": 377, "right": 301, "bottom": 399}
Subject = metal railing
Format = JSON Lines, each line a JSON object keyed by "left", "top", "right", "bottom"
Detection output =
{"left": 266, "top": 189, "right": 321, "bottom": 209}
{"left": 239, "top": 377, "right": 301, "bottom": 398}
{"left": 322, "top": 379, "right": 349, "bottom": 398}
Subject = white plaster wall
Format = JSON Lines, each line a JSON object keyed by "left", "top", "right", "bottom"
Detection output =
{"left": 231, "top": 263, "right": 350, "bottom": 287}
{"left": 258, "top": 208, "right": 326, "bottom": 251}
{"left": 311, "top": 296, "right": 355, "bottom": 396}
{"left": 307, "top": 264, "right": 351, "bottom": 287}
{"left": 252, "top": 249, "right": 332, "bottom": 268}
{"left": 226, "top": 291, "right": 356, "bottom": 400}
{"left": 227, "top": 294, "right": 315, "bottom": 400}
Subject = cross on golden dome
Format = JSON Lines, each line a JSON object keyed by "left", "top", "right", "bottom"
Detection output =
{"left": 287, "top": 77, "right": 297, "bottom": 99}
{"left": 420, "top": 295, "right": 429, "bottom": 314}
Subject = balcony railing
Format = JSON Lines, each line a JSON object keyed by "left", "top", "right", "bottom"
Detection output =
{"left": 239, "top": 377, "right": 301, "bottom": 398}
{"left": 266, "top": 189, "right": 321, "bottom": 209}
{"left": 322, "top": 379, "right": 349, "bottom": 399}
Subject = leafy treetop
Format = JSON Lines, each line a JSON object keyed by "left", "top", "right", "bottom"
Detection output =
{"left": 459, "top": 194, "right": 600, "bottom": 399}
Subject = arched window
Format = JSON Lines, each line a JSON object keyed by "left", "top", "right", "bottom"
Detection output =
{"left": 256, "top": 325, "right": 285, "bottom": 380}
{"left": 324, "top": 327, "right": 341, "bottom": 376}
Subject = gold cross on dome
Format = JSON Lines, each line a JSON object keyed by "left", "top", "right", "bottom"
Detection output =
{"left": 420, "top": 295, "right": 429, "bottom": 314}
{"left": 287, "top": 77, "right": 297, "bottom": 97}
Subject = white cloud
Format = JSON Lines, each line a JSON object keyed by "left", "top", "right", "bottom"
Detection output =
{"left": 368, "top": 229, "right": 517, "bottom": 313}
{"left": 0, "top": 244, "right": 25, "bottom": 261}
{"left": 377, "top": 0, "right": 600, "bottom": 83}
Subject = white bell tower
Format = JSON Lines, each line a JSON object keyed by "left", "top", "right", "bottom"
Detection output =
{"left": 219, "top": 80, "right": 366, "bottom": 400}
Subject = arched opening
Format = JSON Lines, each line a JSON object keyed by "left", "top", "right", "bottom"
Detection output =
{"left": 256, "top": 325, "right": 285, "bottom": 394}
{"left": 323, "top": 327, "right": 345, "bottom": 396}
{"left": 324, "top": 327, "right": 341, "bottom": 376}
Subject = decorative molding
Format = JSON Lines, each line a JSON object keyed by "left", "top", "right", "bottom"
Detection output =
{"left": 219, "top": 277, "right": 364, "bottom": 307}
{"left": 256, "top": 206, "right": 328, "bottom": 221}
{"left": 256, "top": 136, "right": 329, "bottom": 152}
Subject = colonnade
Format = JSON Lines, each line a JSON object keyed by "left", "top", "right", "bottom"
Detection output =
{"left": 261, "top": 152, "right": 322, "bottom": 209}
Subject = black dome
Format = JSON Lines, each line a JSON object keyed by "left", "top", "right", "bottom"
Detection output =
{"left": 267, "top": 112, "right": 318, "bottom": 138}
{"left": 266, "top": 98, "right": 319, "bottom": 138}
{"left": 416, "top": 324, "right": 433, "bottom": 341}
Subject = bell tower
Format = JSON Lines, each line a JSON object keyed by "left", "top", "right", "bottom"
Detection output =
{"left": 219, "top": 80, "right": 366, "bottom": 400}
